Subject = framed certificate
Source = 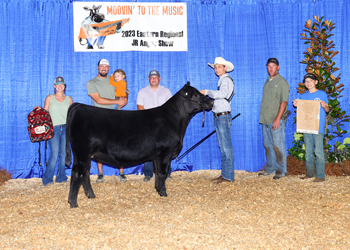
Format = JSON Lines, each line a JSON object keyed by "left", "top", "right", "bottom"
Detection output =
{"left": 296, "top": 100, "right": 320, "bottom": 134}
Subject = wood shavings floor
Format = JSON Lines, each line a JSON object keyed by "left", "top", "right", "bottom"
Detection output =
{"left": 1, "top": 170, "right": 349, "bottom": 249}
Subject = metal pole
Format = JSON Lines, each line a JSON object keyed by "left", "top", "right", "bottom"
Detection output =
{"left": 176, "top": 113, "right": 241, "bottom": 162}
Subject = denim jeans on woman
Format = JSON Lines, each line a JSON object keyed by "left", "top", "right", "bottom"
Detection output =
{"left": 304, "top": 133, "right": 325, "bottom": 180}
{"left": 262, "top": 119, "right": 287, "bottom": 175}
{"left": 214, "top": 113, "right": 235, "bottom": 181}
{"left": 42, "top": 124, "right": 68, "bottom": 185}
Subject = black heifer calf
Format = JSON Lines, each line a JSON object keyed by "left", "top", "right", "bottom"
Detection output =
{"left": 65, "top": 83, "right": 213, "bottom": 208}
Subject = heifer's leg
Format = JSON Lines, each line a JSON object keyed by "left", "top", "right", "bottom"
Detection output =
{"left": 154, "top": 159, "right": 168, "bottom": 197}
{"left": 68, "top": 157, "right": 92, "bottom": 208}
{"left": 82, "top": 167, "right": 96, "bottom": 199}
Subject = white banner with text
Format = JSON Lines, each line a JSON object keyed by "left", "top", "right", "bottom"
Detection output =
{"left": 73, "top": 2, "right": 187, "bottom": 52}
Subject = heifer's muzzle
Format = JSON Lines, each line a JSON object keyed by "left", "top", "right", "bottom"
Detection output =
{"left": 200, "top": 96, "right": 214, "bottom": 110}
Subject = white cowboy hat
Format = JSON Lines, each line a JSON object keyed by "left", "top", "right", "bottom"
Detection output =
{"left": 208, "top": 57, "right": 234, "bottom": 72}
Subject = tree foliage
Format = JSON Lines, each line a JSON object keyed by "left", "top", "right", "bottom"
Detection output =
{"left": 299, "top": 16, "right": 349, "bottom": 150}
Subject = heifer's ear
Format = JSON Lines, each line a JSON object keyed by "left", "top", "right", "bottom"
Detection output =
{"left": 186, "top": 82, "right": 190, "bottom": 86}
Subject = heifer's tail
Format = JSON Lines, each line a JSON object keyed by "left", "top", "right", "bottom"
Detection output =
{"left": 65, "top": 135, "right": 72, "bottom": 167}
{"left": 65, "top": 106, "right": 73, "bottom": 167}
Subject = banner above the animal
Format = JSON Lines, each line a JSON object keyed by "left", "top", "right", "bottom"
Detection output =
{"left": 73, "top": 2, "right": 188, "bottom": 52}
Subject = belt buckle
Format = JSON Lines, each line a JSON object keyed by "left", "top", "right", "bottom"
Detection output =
{"left": 215, "top": 111, "right": 229, "bottom": 118}
{"left": 214, "top": 112, "right": 222, "bottom": 118}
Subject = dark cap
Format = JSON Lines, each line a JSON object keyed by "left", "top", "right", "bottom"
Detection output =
{"left": 54, "top": 76, "right": 65, "bottom": 85}
{"left": 266, "top": 58, "right": 279, "bottom": 66}
{"left": 303, "top": 73, "right": 317, "bottom": 83}
{"left": 149, "top": 70, "right": 160, "bottom": 77}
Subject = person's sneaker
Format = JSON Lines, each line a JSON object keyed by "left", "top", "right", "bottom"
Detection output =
{"left": 258, "top": 171, "right": 270, "bottom": 176}
{"left": 300, "top": 175, "right": 312, "bottom": 180}
{"left": 313, "top": 177, "right": 325, "bottom": 182}
{"left": 56, "top": 180, "right": 68, "bottom": 184}
{"left": 96, "top": 174, "right": 104, "bottom": 183}
{"left": 211, "top": 176, "right": 223, "bottom": 182}
{"left": 273, "top": 174, "right": 282, "bottom": 180}
{"left": 143, "top": 176, "right": 151, "bottom": 182}
{"left": 273, "top": 170, "right": 283, "bottom": 180}
{"left": 118, "top": 173, "right": 127, "bottom": 182}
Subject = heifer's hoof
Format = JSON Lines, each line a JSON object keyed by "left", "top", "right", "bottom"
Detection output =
{"left": 158, "top": 190, "right": 168, "bottom": 197}
{"left": 68, "top": 200, "right": 78, "bottom": 208}
{"left": 84, "top": 191, "right": 96, "bottom": 199}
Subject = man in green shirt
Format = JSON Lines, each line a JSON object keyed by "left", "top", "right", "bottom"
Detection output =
{"left": 86, "top": 59, "right": 127, "bottom": 182}
{"left": 259, "top": 58, "right": 290, "bottom": 180}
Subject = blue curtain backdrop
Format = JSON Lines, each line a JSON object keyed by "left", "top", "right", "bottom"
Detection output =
{"left": 1, "top": 0, "right": 349, "bottom": 179}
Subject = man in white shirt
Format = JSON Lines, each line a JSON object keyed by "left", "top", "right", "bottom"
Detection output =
{"left": 137, "top": 70, "right": 172, "bottom": 181}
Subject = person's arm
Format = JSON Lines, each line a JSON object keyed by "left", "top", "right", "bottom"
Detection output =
{"left": 272, "top": 101, "right": 287, "bottom": 131}
{"left": 203, "top": 77, "right": 233, "bottom": 99}
{"left": 320, "top": 101, "right": 330, "bottom": 113}
{"left": 43, "top": 95, "right": 51, "bottom": 111}
{"left": 166, "top": 88, "right": 172, "bottom": 101}
{"left": 89, "top": 93, "right": 127, "bottom": 106}
{"left": 137, "top": 105, "right": 145, "bottom": 110}
{"left": 292, "top": 99, "right": 298, "bottom": 107}
{"left": 272, "top": 80, "right": 290, "bottom": 131}
{"left": 69, "top": 96, "right": 73, "bottom": 105}
{"left": 118, "top": 96, "right": 128, "bottom": 109}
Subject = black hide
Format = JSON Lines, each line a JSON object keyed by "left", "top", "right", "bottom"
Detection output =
{"left": 65, "top": 83, "right": 213, "bottom": 208}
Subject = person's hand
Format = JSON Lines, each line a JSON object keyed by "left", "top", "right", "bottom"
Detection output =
{"left": 320, "top": 101, "right": 328, "bottom": 108}
{"left": 200, "top": 90, "right": 205, "bottom": 95}
{"left": 292, "top": 99, "right": 298, "bottom": 107}
{"left": 320, "top": 101, "right": 330, "bottom": 112}
{"left": 272, "top": 118, "right": 280, "bottom": 131}
{"left": 119, "top": 97, "right": 127, "bottom": 108}
{"left": 33, "top": 106, "right": 41, "bottom": 109}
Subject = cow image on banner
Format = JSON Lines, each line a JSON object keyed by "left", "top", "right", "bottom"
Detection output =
{"left": 73, "top": 2, "right": 188, "bottom": 52}
{"left": 296, "top": 99, "right": 320, "bottom": 134}
{"left": 78, "top": 5, "right": 130, "bottom": 49}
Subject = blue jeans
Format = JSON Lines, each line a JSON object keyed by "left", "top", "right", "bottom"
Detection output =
{"left": 143, "top": 161, "right": 154, "bottom": 178}
{"left": 214, "top": 113, "right": 235, "bottom": 181}
{"left": 143, "top": 161, "right": 171, "bottom": 178}
{"left": 42, "top": 125, "right": 68, "bottom": 185}
{"left": 304, "top": 133, "right": 325, "bottom": 179}
{"left": 262, "top": 119, "right": 287, "bottom": 175}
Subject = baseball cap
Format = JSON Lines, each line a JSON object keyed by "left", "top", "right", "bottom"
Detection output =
{"left": 303, "top": 73, "right": 317, "bottom": 83}
{"left": 149, "top": 70, "right": 160, "bottom": 77}
{"left": 266, "top": 58, "right": 279, "bottom": 66}
{"left": 54, "top": 76, "right": 65, "bottom": 85}
{"left": 98, "top": 59, "right": 110, "bottom": 66}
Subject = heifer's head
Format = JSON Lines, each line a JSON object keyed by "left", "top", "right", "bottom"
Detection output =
{"left": 83, "top": 5, "right": 105, "bottom": 23}
{"left": 178, "top": 83, "right": 213, "bottom": 115}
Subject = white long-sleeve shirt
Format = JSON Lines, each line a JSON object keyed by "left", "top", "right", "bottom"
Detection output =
{"left": 205, "top": 73, "right": 234, "bottom": 113}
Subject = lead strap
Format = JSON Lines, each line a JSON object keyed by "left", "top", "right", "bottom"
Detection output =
{"left": 202, "top": 110, "right": 205, "bottom": 127}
